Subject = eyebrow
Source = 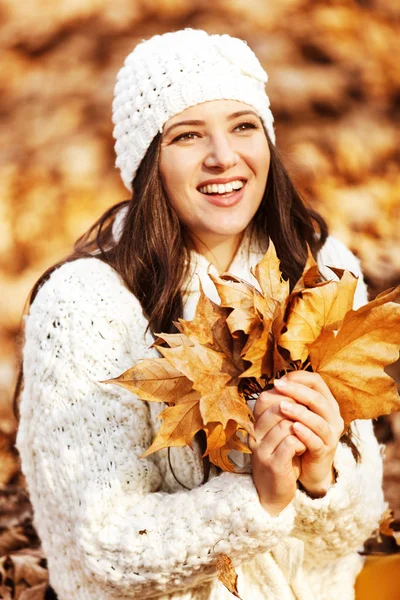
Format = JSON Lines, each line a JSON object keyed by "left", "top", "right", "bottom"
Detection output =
{"left": 162, "top": 110, "right": 261, "bottom": 138}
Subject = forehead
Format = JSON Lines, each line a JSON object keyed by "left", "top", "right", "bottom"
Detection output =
{"left": 162, "top": 99, "right": 260, "bottom": 130}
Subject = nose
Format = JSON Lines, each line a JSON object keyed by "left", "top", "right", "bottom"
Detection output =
{"left": 203, "top": 133, "right": 239, "bottom": 170}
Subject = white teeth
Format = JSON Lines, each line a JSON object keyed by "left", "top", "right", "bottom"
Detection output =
{"left": 198, "top": 180, "right": 245, "bottom": 194}
{"left": 232, "top": 180, "right": 244, "bottom": 190}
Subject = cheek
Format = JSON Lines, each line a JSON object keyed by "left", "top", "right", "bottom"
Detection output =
{"left": 160, "top": 167, "right": 193, "bottom": 224}
{"left": 248, "top": 137, "right": 270, "bottom": 172}
{"left": 160, "top": 151, "right": 197, "bottom": 195}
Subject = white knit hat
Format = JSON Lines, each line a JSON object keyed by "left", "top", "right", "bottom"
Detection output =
{"left": 112, "top": 28, "right": 275, "bottom": 192}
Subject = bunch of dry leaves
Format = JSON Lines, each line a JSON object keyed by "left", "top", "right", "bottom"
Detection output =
{"left": 108, "top": 242, "right": 400, "bottom": 472}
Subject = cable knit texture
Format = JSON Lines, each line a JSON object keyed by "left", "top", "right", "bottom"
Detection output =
{"left": 16, "top": 233, "right": 386, "bottom": 600}
{"left": 112, "top": 29, "right": 275, "bottom": 191}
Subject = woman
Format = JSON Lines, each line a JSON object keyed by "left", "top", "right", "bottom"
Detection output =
{"left": 15, "top": 29, "right": 385, "bottom": 599}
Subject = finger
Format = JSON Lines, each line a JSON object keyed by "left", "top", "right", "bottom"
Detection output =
{"left": 250, "top": 418, "right": 306, "bottom": 460}
{"left": 253, "top": 388, "right": 287, "bottom": 421}
{"left": 279, "top": 399, "right": 334, "bottom": 445}
{"left": 249, "top": 415, "right": 289, "bottom": 452}
{"left": 253, "top": 402, "right": 287, "bottom": 440}
{"left": 281, "top": 371, "right": 335, "bottom": 405}
{"left": 272, "top": 434, "right": 307, "bottom": 467}
{"left": 292, "top": 422, "right": 326, "bottom": 457}
{"left": 274, "top": 378, "right": 343, "bottom": 432}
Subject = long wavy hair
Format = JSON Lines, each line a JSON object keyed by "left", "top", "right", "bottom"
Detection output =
{"left": 13, "top": 129, "right": 360, "bottom": 481}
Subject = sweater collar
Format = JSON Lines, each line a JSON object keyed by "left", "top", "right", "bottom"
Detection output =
{"left": 183, "top": 230, "right": 267, "bottom": 309}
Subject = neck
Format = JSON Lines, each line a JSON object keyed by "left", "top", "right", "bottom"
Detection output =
{"left": 189, "top": 231, "right": 245, "bottom": 274}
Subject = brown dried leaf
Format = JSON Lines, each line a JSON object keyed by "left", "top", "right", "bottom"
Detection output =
{"left": 378, "top": 509, "right": 400, "bottom": 548}
{"left": 292, "top": 245, "right": 322, "bottom": 293}
{"left": 19, "top": 582, "right": 48, "bottom": 600}
{"left": 280, "top": 269, "right": 358, "bottom": 362}
{"left": 228, "top": 428, "right": 252, "bottom": 454}
{"left": 103, "top": 358, "right": 193, "bottom": 404}
{"left": 204, "top": 422, "right": 228, "bottom": 454}
{"left": 205, "top": 422, "right": 251, "bottom": 471}
{"left": 309, "top": 295, "right": 400, "bottom": 424}
{"left": 215, "top": 553, "right": 242, "bottom": 599}
{"left": 159, "top": 342, "right": 233, "bottom": 393}
{"left": 141, "top": 391, "right": 202, "bottom": 456}
{"left": 379, "top": 509, "right": 396, "bottom": 537}
{"left": 209, "top": 273, "right": 256, "bottom": 336}
{"left": 200, "top": 385, "right": 254, "bottom": 437}
{"left": 252, "top": 240, "right": 290, "bottom": 317}
{"left": 0, "top": 549, "right": 48, "bottom": 600}
{"left": 153, "top": 332, "right": 192, "bottom": 348}
{"left": 241, "top": 318, "right": 273, "bottom": 378}
{"left": 160, "top": 339, "right": 254, "bottom": 433}
{"left": 178, "top": 281, "right": 222, "bottom": 345}
{"left": 209, "top": 444, "right": 237, "bottom": 473}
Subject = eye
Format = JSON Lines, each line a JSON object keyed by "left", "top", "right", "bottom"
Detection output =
{"left": 234, "top": 121, "right": 259, "bottom": 132}
{"left": 172, "top": 131, "right": 200, "bottom": 142}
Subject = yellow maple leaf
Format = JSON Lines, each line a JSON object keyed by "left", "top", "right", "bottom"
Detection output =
{"left": 309, "top": 287, "right": 400, "bottom": 424}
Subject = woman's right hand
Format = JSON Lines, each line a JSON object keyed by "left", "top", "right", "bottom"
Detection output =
{"left": 248, "top": 389, "right": 306, "bottom": 517}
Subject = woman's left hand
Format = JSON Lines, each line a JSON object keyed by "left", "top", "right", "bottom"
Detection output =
{"left": 274, "top": 371, "right": 345, "bottom": 497}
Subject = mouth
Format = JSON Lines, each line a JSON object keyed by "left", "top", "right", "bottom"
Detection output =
{"left": 197, "top": 179, "right": 247, "bottom": 207}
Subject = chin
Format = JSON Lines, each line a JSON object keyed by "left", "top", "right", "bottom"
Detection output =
{"left": 210, "top": 221, "right": 253, "bottom": 237}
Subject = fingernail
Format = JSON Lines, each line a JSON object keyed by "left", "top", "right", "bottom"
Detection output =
{"left": 274, "top": 378, "right": 287, "bottom": 389}
{"left": 280, "top": 400, "right": 294, "bottom": 412}
{"left": 293, "top": 422, "right": 306, "bottom": 433}
{"left": 274, "top": 378, "right": 288, "bottom": 388}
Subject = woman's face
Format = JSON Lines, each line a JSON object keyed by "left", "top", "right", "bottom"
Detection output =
{"left": 159, "top": 99, "right": 270, "bottom": 246}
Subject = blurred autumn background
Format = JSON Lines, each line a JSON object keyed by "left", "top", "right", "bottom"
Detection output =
{"left": 1, "top": 0, "right": 400, "bottom": 596}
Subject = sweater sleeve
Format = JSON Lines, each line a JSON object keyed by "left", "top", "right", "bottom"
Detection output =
{"left": 16, "top": 258, "right": 295, "bottom": 599}
{"left": 293, "top": 236, "right": 387, "bottom": 566}
{"left": 293, "top": 419, "right": 386, "bottom": 566}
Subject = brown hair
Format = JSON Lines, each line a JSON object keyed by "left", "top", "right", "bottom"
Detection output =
{"left": 13, "top": 130, "right": 361, "bottom": 478}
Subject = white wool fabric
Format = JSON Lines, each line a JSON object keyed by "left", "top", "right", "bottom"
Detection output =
{"left": 112, "top": 29, "right": 276, "bottom": 191}
{"left": 16, "top": 231, "right": 386, "bottom": 600}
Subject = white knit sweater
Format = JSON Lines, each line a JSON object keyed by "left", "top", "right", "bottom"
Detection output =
{"left": 16, "top": 233, "right": 386, "bottom": 600}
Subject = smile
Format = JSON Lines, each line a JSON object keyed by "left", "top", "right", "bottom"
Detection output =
{"left": 198, "top": 181, "right": 246, "bottom": 208}
{"left": 198, "top": 180, "right": 244, "bottom": 195}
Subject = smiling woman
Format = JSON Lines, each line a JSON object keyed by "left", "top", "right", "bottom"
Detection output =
{"left": 14, "top": 28, "right": 385, "bottom": 600}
